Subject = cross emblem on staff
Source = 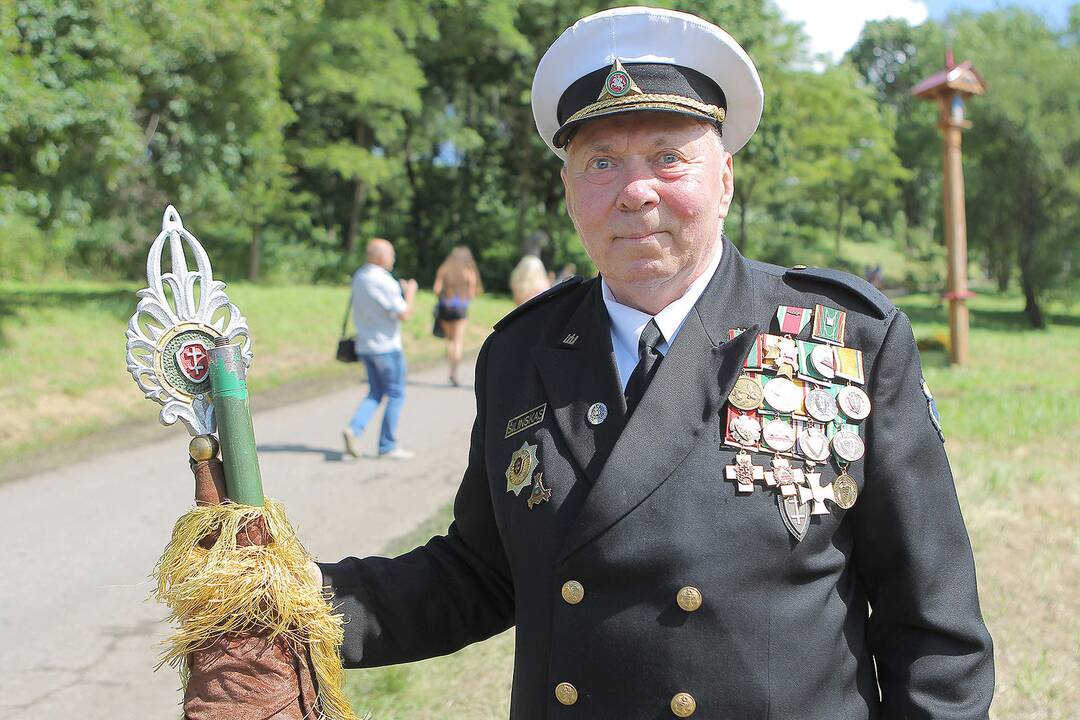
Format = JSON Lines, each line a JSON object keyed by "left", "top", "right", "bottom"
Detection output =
{"left": 176, "top": 340, "right": 210, "bottom": 383}
{"left": 725, "top": 451, "right": 764, "bottom": 493}
{"left": 181, "top": 345, "right": 205, "bottom": 371}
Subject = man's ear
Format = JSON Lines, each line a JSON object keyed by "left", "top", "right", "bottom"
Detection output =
{"left": 717, "top": 151, "right": 735, "bottom": 219}
{"left": 561, "top": 164, "right": 575, "bottom": 223}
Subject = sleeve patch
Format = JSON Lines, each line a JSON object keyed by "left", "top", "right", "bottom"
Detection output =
{"left": 922, "top": 377, "right": 945, "bottom": 443}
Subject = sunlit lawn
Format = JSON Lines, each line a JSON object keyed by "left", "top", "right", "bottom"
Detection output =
{"left": 345, "top": 290, "right": 1080, "bottom": 720}
{"left": 0, "top": 281, "right": 512, "bottom": 468}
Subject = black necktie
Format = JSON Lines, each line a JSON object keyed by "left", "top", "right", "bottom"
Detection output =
{"left": 624, "top": 319, "right": 663, "bottom": 417}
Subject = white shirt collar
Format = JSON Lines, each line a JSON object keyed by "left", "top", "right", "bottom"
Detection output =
{"left": 601, "top": 239, "right": 724, "bottom": 390}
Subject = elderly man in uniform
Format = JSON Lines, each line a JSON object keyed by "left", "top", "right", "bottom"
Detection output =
{"left": 186, "top": 7, "right": 994, "bottom": 719}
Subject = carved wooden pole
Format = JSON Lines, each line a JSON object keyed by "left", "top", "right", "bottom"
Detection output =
{"left": 913, "top": 55, "right": 986, "bottom": 365}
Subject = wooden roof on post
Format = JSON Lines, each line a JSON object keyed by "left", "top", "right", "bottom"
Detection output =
{"left": 911, "top": 59, "right": 988, "bottom": 100}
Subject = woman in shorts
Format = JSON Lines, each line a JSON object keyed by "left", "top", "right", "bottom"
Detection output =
{"left": 433, "top": 246, "right": 482, "bottom": 386}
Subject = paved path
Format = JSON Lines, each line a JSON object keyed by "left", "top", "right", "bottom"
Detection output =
{"left": 0, "top": 358, "right": 477, "bottom": 719}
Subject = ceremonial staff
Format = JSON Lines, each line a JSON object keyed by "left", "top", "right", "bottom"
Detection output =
{"left": 125, "top": 206, "right": 355, "bottom": 719}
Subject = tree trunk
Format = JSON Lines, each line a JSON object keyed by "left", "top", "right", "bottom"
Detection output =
{"left": 1017, "top": 210, "right": 1046, "bottom": 328}
{"left": 1018, "top": 236, "right": 1045, "bottom": 328}
{"left": 343, "top": 123, "right": 369, "bottom": 256}
{"left": 248, "top": 225, "right": 262, "bottom": 282}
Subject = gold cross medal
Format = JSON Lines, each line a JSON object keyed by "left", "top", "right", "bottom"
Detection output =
{"left": 505, "top": 441, "right": 539, "bottom": 496}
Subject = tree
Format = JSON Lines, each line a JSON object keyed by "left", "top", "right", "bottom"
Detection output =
{"left": 952, "top": 8, "right": 1079, "bottom": 327}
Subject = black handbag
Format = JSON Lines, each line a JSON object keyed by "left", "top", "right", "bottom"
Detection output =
{"left": 336, "top": 289, "right": 359, "bottom": 363}
{"left": 432, "top": 302, "right": 446, "bottom": 338}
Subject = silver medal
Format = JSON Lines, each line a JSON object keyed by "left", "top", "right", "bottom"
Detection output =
{"left": 831, "top": 429, "right": 865, "bottom": 462}
{"left": 762, "top": 418, "right": 796, "bottom": 452}
{"left": 837, "top": 385, "right": 871, "bottom": 421}
{"left": 730, "top": 413, "right": 762, "bottom": 446}
{"left": 763, "top": 377, "right": 802, "bottom": 414}
{"left": 805, "top": 388, "right": 839, "bottom": 423}
{"left": 587, "top": 402, "right": 608, "bottom": 425}
{"left": 797, "top": 426, "right": 831, "bottom": 462}
{"left": 810, "top": 344, "right": 836, "bottom": 379}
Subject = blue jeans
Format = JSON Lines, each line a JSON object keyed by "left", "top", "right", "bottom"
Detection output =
{"left": 348, "top": 350, "right": 407, "bottom": 454}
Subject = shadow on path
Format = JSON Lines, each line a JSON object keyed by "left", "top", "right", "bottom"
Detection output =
{"left": 257, "top": 443, "right": 349, "bottom": 462}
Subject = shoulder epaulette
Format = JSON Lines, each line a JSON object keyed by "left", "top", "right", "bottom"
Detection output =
{"left": 784, "top": 266, "right": 893, "bottom": 319}
{"left": 494, "top": 276, "right": 584, "bottom": 331}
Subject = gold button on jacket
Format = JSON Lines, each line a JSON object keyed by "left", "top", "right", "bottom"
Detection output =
{"left": 671, "top": 692, "right": 697, "bottom": 717}
{"left": 561, "top": 580, "right": 584, "bottom": 605}
{"left": 555, "top": 682, "right": 579, "bottom": 705}
{"left": 677, "top": 586, "right": 703, "bottom": 612}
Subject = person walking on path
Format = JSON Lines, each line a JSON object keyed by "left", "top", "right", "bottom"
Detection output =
{"left": 343, "top": 238, "right": 418, "bottom": 460}
{"left": 509, "top": 254, "right": 551, "bottom": 306}
{"left": 433, "top": 246, "right": 483, "bottom": 386}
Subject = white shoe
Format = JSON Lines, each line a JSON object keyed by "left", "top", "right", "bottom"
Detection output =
{"left": 342, "top": 429, "right": 362, "bottom": 459}
{"left": 378, "top": 447, "right": 415, "bottom": 461}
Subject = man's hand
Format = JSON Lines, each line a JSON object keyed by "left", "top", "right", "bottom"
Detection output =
{"left": 183, "top": 436, "right": 321, "bottom": 720}
{"left": 397, "top": 278, "right": 419, "bottom": 320}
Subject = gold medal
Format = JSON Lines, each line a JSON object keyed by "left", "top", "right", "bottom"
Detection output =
{"left": 505, "top": 441, "right": 539, "bottom": 495}
{"left": 832, "top": 473, "right": 858, "bottom": 509}
{"left": 728, "top": 374, "right": 764, "bottom": 411}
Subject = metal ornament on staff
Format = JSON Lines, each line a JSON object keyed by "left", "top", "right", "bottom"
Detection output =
{"left": 125, "top": 206, "right": 356, "bottom": 720}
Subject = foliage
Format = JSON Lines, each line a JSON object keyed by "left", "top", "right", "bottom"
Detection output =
{"left": 1, "top": 1, "right": 1076, "bottom": 320}
{"left": 848, "top": 8, "right": 1080, "bottom": 325}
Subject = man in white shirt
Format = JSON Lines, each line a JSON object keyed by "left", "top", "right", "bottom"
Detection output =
{"left": 343, "top": 237, "right": 418, "bottom": 460}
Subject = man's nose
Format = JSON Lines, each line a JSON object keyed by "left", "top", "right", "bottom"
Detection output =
{"left": 615, "top": 165, "right": 661, "bottom": 212}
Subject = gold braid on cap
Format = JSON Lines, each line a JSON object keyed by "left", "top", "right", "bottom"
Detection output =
{"left": 565, "top": 93, "right": 727, "bottom": 125}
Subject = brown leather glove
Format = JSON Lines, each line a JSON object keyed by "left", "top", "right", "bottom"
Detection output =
{"left": 183, "top": 450, "right": 321, "bottom": 720}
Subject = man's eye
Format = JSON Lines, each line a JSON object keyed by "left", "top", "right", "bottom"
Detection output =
{"left": 660, "top": 152, "right": 679, "bottom": 164}
{"left": 590, "top": 158, "right": 612, "bottom": 170}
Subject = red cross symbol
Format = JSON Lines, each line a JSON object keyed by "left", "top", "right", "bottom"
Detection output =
{"left": 176, "top": 341, "right": 209, "bottom": 383}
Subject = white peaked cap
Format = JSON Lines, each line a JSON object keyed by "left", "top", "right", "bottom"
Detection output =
{"left": 532, "top": 6, "right": 764, "bottom": 160}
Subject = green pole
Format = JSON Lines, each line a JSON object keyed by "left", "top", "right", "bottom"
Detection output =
{"left": 208, "top": 337, "right": 264, "bottom": 506}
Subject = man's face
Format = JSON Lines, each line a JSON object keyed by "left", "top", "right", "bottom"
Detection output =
{"left": 561, "top": 113, "right": 734, "bottom": 293}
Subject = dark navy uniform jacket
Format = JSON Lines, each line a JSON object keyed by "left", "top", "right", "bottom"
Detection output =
{"left": 320, "top": 238, "right": 994, "bottom": 719}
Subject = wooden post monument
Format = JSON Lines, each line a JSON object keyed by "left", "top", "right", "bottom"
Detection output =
{"left": 912, "top": 50, "right": 987, "bottom": 365}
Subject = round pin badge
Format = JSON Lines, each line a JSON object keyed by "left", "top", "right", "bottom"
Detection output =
{"left": 728, "top": 375, "right": 764, "bottom": 411}
{"left": 587, "top": 402, "right": 608, "bottom": 426}
{"left": 606, "top": 69, "right": 631, "bottom": 96}
{"left": 797, "top": 426, "right": 831, "bottom": 462}
{"left": 831, "top": 429, "right": 865, "bottom": 462}
{"left": 763, "top": 377, "right": 802, "bottom": 414}
{"left": 762, "top": 418, "right": 796, "bottom": 452}
{"left": 832, "top": 473, "right": 859, "bottom": 509}
{"left": 810, "top": 344, "right": 837, "bottom": 379}
{"left": 730, "top": 413, "right": 762, "bottom": 446}
{"left": 805, "top": 388, "right": 839, "bottom": 423}
{"left": 837, "top": 385, "right": 871, "bottom": 421}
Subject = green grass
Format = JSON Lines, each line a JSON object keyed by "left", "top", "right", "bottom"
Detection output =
{"left": 0, "top": 280, "right": 512, "bottom": 467}
{"left": 341, "top": 290, "right": 1080, "bottom": 720}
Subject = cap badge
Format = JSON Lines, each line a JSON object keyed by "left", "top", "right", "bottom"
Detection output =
{"left": 599, "top": 59, "right": 643, "bottom": 101}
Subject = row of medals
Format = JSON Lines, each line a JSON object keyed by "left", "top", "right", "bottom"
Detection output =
{"left": 723, "top": 306, "right": 871, "bottom": 539}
